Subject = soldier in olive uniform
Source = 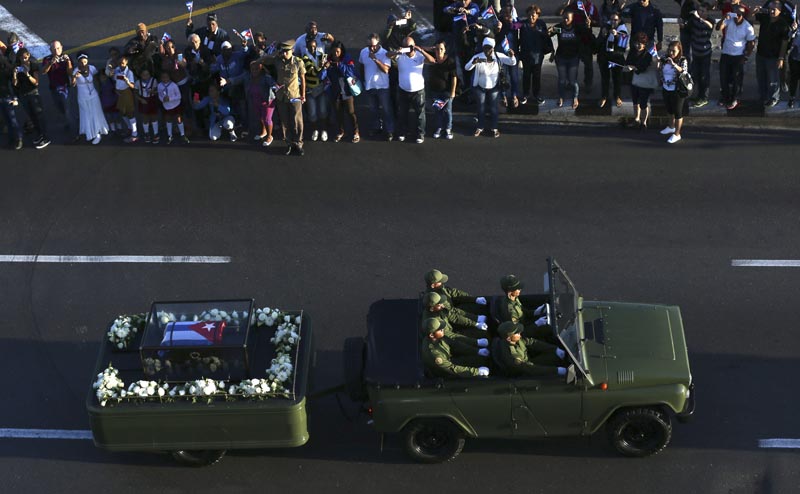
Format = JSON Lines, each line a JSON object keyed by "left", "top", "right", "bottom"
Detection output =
{"left": 494, "top": 321, "right": 575, "bottom": 382}
{"left": 422, "top": 292, "right": 488, "bottom": 338}
{"left": 424, "top": 268, "right": 489, "bottom": 316}
{"left": 421, "top": 318, "right": 491, "bottom": 378}
{"left": 498, "top": 274, "right": 555, "bottom": 343}
{"left": 258, "top": 40, "right": 306, "bottom": 156}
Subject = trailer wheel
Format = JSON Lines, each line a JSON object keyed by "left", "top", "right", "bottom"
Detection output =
{"left": 606, "top": 407, "right": 672, "bottom": 457}
{"left": 402, "top": 418, "right": 465, "bottom": 463}
{"left": 171, "top": 449, "right": 227, "bottom": 466}
{"left": 343, "top": 337, "right": 367, "bottom": 401}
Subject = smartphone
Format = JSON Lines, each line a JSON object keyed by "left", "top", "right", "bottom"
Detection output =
{"left": 116, "top": 75, "right": 125, "bottom": 80}
{"left": 554, "top": 26, "right": 562, "bottom": 34}
{"left": 399, "top": 47, "right": 411, "bottom": 54}
{"left": 177, "top": 53, "right": 184, "bottom": 62}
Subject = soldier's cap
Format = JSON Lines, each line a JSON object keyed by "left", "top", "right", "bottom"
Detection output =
{"left": 498, "top": 321, "right": 523, "bottom": 338}
{"left": 500, "top": 274, "right": 524, "bottom": 292}
{"left": 423, "top": 317, "right": 446, "bottom": 333}
{"left": 279, "top": 39, "right": 295, "bottom": 52}
{"left": 423, "top": 292, "right": 442, "bottom": 308}
{"left": 424, "top": 269, "right": 448, "bottom": 285}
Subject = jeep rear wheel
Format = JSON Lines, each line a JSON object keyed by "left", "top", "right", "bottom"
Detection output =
{"left": 402, "top": 419, "right": 465, "bottom": 463}
{"left": 607, "top": 408, "right": 672, "bottom": 457}
{"left": 171, "top": 449, "right": 227, "bottom": 466}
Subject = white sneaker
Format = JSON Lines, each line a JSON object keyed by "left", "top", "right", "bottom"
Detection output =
{"left": 229, "top": 130, "right": 238, "bottom": 142}
{"left": 311, "top": 130, "right": 319, "bottom": 142}
{"left": 445, "top": 129, "right": 453, "bottom": 140}
{"left": 91, "top": 135, "right": 101, "bottom": 145}
{"left": 320, "top": 130, "right": 328, "bottom": 142}
{"left": 433, "top": 128, "right": 442, "bottom": 139}
{"left": 667, "top": 134, "right": 682, "bottom": 144}
{"left": 659, "top": 126, "right": 676, "bottom": 135}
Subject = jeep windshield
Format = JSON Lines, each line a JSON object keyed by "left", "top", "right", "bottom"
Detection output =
{"left": 546, "top": 258, "right": 591, "bottom": 383}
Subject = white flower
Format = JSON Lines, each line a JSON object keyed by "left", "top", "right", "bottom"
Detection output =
{"left": 295, "top": 316, "right": 302, "bottom": 325}
{"left": 258, "top": 313, "right": 267, "bottom": 322}
{"left": 160, "top": 315, "right": 170, "bottom": 325}
{"left": 180, "top": 315, "right": 187, "bottom": 322}
{"left": 210, "top": 309, "right": 219, "bottom": 316}
{"left": 189, "top": 385, "right": 197, "bottom": 394}
{"left": 284, "top": 315, "right": 291, "bottom": 323}
{"left": 203, "top": 385, "right": 215, "bottom": 395}
{"left": 157, "top": 388, "right": 165, "bottom": 397}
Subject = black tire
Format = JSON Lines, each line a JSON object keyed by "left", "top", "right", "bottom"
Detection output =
{"left": 402, "top": 418, "right": 465, "bottom": 463}
{"left": 343, "top": 337, "right": 367, "bottom": 402}
{"left": 606, "top": 408, "right": 672, "bottom": 457}
{"left": 170, "top": 449, "right": 227, "bottom": 466}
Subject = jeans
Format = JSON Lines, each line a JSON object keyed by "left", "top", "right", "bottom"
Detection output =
{"left": 473, "top": 85, "right": 499, "bottom": 130}
{"left": 397, "top": 88, "right": 425, "bottom": 138}
{"left": 366, "top": 87, "right": 394, "bottom": 134}
{"left": 556, "top": 55, "right": 580, "bottom": 100}
{"left": 522, "top": 60, "right": 543, "bottom": 98}
{"left": 690, "top": 53, "right": 711, "bottom": 100}
{"left": 756, "top": 55, "right": 780, "bottom": 103}
{"left": 0, "top": 98, "right": 22, "bottom": 146}
{"left": 430, "top": 90, "right": 453, "bottom": 131}
{"left": 503, "top": 63, "right": 520, "bottom": 100}
{"left": 719, "top": 54, "right": 745, "bottom": 104}
{"left": 305, "top": 91, "right": 329, "bottom": 126}
{"left": 20, "top": 93, "right": 47, "bottom": 140}
{"left": 48, "top": 86, "right": 67, "bottom": 117}
{"left": 580, "top": 44, "right": 594, "bottom": 86}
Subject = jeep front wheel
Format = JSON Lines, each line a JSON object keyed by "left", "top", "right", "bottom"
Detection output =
{"left": 606, "top": 408, "right": 672, "bottom": 457}
{"left": 402, "top": 418, "right": 465, "bottom": 463}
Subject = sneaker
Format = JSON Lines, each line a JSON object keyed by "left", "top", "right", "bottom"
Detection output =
{"left": 491, "top": 129, "right": 500, "bottom": 138}
{"left": 386, "top": 133, "right": 393, "bottom": 142}
{"left": 152, "top": 135, "right": 160, "bottom": 144}
{"left": 254, "top": 133, "right": 266, "bottom": 141}
{"left": 415, "top": 135, "right": 424, "bottom": 144}
{"left": 35, "top": 138, "right": 51, "bottom": 149}
{"left": 691, "top": 99, "right": 708, "bottom": 108}
{"left": 285, "top": 144, "right": 293, "bottom": 155}
{"left": 182, "top": 135, "right": 190, "bottom": 144}
{"left": 766, "top": 99, "right": 779, "bottom": 108}
{"left": 144, "top": 133, "right": 151, "bottom": 143}
{"left": 32, "top": 136, "right": 42, "bottom": 145}
{"left": 397, "top": 135, "right": 406, "bottom": 142}
{"left": 352, "top": 133, "right": 360, "bottom": 143}
{"left": 14, "top": 140, "right": 22, "bottom": 150}
{"left": 667, "top": 134, "right": 682, "bottom": 144}
{"left": 167, "top": 136, "right": 173, "bottom": 145}
{"left": 445, "top": 129, "right": 453, "bottom": 140}
{"left": 311, "top": 130, "right": 319, "bottom": 142}
{"left": 124, "top": 136, "right": 138, "bottom": 143}
{"left": 262, "top": 135, "right": 273, "bottom": 147}
{"left": 91, "top": 135, "right": 101, "bottom": 145}
{"left": 334, "top": 132, "right": 344, "bottom": 143}
{"left": 320, "top": 130, "right": 328, "bottom": 142}
{"left": 229, "top": 130, "right": 237, "bottom": 142}
{"left": 473, "top": 128, "right": 483, "bottom": 137}
{"left": 433, "top": 128, "right": 442, "bottom": 139}
{"left": 295, "top": 146, "right": 304, "bottom": 156}
{"left": 659, "top": 126, "right": 676, "bottom": 135}
{"left": 520, "top": 97, "right": 528, "bottom": 105}
{"left": 536, "top": 97, "right": 545, "bottom": 106}
{"left": 789, "top": 98, "right": 795, "bottom": 109}
{"left": 726, "top": 100, "right": 739, "bottom": 110}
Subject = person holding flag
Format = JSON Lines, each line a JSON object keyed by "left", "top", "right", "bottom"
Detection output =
{"left": 464, "top": 37, "right": 517, "bottom": 138}
{"left": 519, "top": 5, "right": 553, "bottom": 106}
{"left": 559, "top": 0, "right": 601, "bottom": 92}
{"left": 497, "top": 3, "right": 522, "bottom": 108}
{"left": 621, "top": 0, "right": 664, "bottom": 53}
{"left": 624, "top": 32, "right": 658, "bottom": 130}
{"left": 0, "top": 49, "right": 23, "bottom": 149}
{"left": 186, "top": 12, "right": 231, "bottom": 57}
{"left": 596, "top": 12, "right": 629, "bottom": 107}
{"left": 549, "top": 10, "right": 590, "bottom": 109}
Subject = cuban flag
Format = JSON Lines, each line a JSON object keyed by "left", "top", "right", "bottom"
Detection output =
{"left": 185, "top": 1, "right": 193, "bottom": 11}
{"left": 162, "top": 32, "right": 172, "bottom": 44}
{"left": 241, "top": 28, "right": 253, "bottom": 41}
{"left": 161, "top": 321, "right": 226, "bottom": 346}
{"left": 432, "top": 99, "right": 446, "bottom": 110}
{"left": 648, "top": 43, "right": 658, "bottom": 57}
{"left": 481, "top": 6, "right": 496, "bottom": 19}
{"left": 577, "top": 1, "right": 586, "bottom": 12}
{"left": 617, "top": 31, "right": 629, "bottom": 49}
{"left": 11, "top": 40, "right": 24, "bottom": 54}
{"left": 453, "top": 12, "right": 468, "bottom": 23}
{"left": 501, "top": 37, "right": 510, "bottom": 53}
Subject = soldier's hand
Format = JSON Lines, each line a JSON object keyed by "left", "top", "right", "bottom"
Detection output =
{"left": 478, "top": 348, "right": 490, "bottom": 357}
{"left": 477, "top": 315, "right": 487, "bottom": 324}
{"left": 477, "top": 338, "right": 489, "bottom": 347}
{"left": 475, "top": 297, "right": 487, "bottom": 305}
{"left": 475, "top": 322, "right": 488, "bottom": 331}
{"left": 478, "top": 366, "right": 490, "bottom": 377}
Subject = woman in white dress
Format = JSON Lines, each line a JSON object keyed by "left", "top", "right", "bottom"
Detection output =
{"left": 71, "top": 53, "right": 108, "bottom": 144}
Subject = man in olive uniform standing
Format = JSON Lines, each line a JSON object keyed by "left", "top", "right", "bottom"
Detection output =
{"left": 259, "top": 40, "right": 306, "bottom": 156}
{"left": 498, "top": 274, "right": 554, "bottom": 342}
{"left": 424, "top": 268, "right": 489, "bottom": 316}
{"left": 494, "top": 321, "right": 575, "bottom": 382}
{"left": 421, "top": 318, "right": 491, "bottom": 378}
{"left": 422, "top": 292, "right": 488, "bottom": 338}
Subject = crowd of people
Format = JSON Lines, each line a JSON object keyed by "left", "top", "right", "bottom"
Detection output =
{"left": 0, "top": 0, "right": 797, "bottom": 152}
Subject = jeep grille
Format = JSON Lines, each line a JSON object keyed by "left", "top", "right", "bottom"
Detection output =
{"left": 617, "top": 370, "right": 635, "bottom": 384}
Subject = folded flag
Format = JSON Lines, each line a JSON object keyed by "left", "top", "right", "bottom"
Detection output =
{"left": 185, "top": 1, "right": 193, "bottom": 11}
{"left": 481, "top": 6, "right": 496, "bottom": 19}
{"left": 161, "top": 321, "right": 226, "bottom": 346}
{"left": 432, "top": 98, "right": 447, "bottom": 110}
{"left": 162, "top": 32, "right": 172, "bottom": 44}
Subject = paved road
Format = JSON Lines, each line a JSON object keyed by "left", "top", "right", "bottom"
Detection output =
{"left": 1, "top": 2, "right": 799, "bottom": 493}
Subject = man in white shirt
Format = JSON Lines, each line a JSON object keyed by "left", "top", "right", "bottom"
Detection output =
{"left": 359, "top": 33, "right": 394, "bottom": 140}
{"left": 464, "top": 37, "right": 517, "bottom": 138}
{"left": 716, "top": 5, "right": 756, "bottom": 109}
{"left": 389, "top": 37, "right": 434, "bottom": 143}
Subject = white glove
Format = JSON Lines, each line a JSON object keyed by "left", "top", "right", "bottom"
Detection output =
{"left": 534, "top": 316, "right": 549, "bottom": 327}
{"left": 556, "top": 348, "right": 566, "bottom": 359}
{"left": 477, "top": 315, "right": 487, "bottom": 324}
{"left": 477, "top": 338, "right": 489, "bottom": 347}
{"left": 478, "top": 366, "right": 490, "bottom": 376}
{"left": 475, "top": 322, "right": 488, "bottom": 331}
{"left": 478, "top": 348, "right": 490, "bottom": 357}
{"left": 557, "top": 367, "right": 566, "bottom": 376}
{"left": 475, "top": 297, "right": 487, "bottom": 305}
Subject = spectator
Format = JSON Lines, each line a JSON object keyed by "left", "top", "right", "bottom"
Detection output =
{"left": 464, "top": 37, "right": 517, "bottom": 137}
{"left": 99, "top": 71, "right": 121, "bottom": 135}
{"left": 211, "top": 41, "right": 248, "bottom": 127}
{"left": 41, "top": 41, "right": 73, "bottom": 128}
{"left": 716, "top": 5, "right": 755, "bottom": 109}
{"left": 13, "top": 48, "right": 50, "bottom": 149}
{"left": 558, "top": 0, "right": 600, "bottom": 92}
{"left": 677, "top": 0, "right": 698, "bottom": 65}
{"left": 383, "top": 10, "right": 418, "bottom": 51}
{"left": 104, "top": 47, "right": 121, "bottom": 78}
{"left": 624, "top": 32, "right": 658, "bottom": 129}
{"left": 718, "top": 0, "right": 752, "bottom": 19}
{"left": 186, "top": 12, "right": 230, "bottom": 57}
{"left": 193, "top": 84, "right": 236, "bottom": 141}
{"left": 687, "top": 3, "right": 715, "bottom": 108}
{"left": 388, "top": 37, "right": 434, "bottom": 143}
{"left": 302, "top": 37, "right": 329, "bottom": 142}
{"left": 549, "top": 10, "right": 589, "bottom": 108}
{"left": 251, "top": 32, "right": 272, "bottom": 58}
{"left": 123, "top": 23, "right": 159, "bottom": 76}
{"left": 788, "top": 19, "right": 800, "bottom": 107}
{"left": 326, "top": 41, "right": 360, "bottom": 143}
{"left": 294, "top": 21, "right": 335, "bottom": 57}
{"left": 599, "top": 0, "right": 625, "bottom": 24}
{"left": 247, "top": 62, "right": 276, "bottom": 146}
{"left": 621, "top": 0, "right": 664, "bottom": 52}
{"left": 659, "top": 40, "right": 689, "bottom": 144}
{"left": 134, "top": 68, "right": 159, "bottom": 143}
{"left": 70, "top": 53, "right": 108, "bottom": 145}
{"left": 161, "top": 40, "right": 192, "bottom": 133}
{"left": 596, "top": 12, "right": 629, "bottom": 107}
{"left": 114, "top": 55, "right": 139, "bottom": 143}
{"left": 753, "top": 2, "right": 791, "bottom": 107}
{"left": 184, "top": 34, "right": 215, "bottom": 130}
{"left": 760, "top": 0, "right": 796, "bottom": 95}
{"left": 258, "top": 40, "right": 307, "bottom": 156}
{"left": 158, "top": 71, "right": 189, "bottom": 144}
{"left": 497, "top": 4, "right": 522, "bottom": 108}
{"left": 444, "top": 0, "right": 481, "bottom": 61}
{"left": 358, "top": 33, "right": 394, "bottom": 140}
{"left": 0, "top": 54, "right": 22, "bottom": 149}
{"left": 518, "top": 5, "right": 553, "bottom": 105}
{"left": 425, "top": 39, "right": 458, "bottom": 140}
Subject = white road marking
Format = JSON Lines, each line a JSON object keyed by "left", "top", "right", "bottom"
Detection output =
{"left": 0, "top": 428, "right": 92, "bottom": 440}
{"left": 0, "top": 255, "right": 231, "bottom": 263}
{"left": 758, "top": 439, "right": 800, "bottom": 449}
{"left": 0, "top": 5, "right": 50, "bottom": 60}
{"left": 731, "top": 260, "right": 800, "bottom": 267}
{"left": 393, "top": 0, "right": 435, "bottom": 39}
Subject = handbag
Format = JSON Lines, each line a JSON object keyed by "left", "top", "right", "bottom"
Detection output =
{"left": 498, "top": 65, "right": 511, "bottom": 91}
{"left": 346, "top": 76, "right": 363, "bottom": 97}
{"left": 632, "top": 64, "right": 660, "bottom": 90}
{"left": 676, "top": 70, "right": 694, "bottom": 97}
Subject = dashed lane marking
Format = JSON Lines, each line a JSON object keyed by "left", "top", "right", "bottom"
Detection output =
{"left": 731, "top": 260, "right": 800, "bottom": 267}
{"left": 758, "top": 439, "right": 800, "bottom": 449}
{"left": 0, "top": 255, "right": 231, "bottom": 263}
{"left": 0, "top": 428, "right": 92, "bottom": 440}
{"left": 0, "top": 4, "right": 50, "bottom": 59}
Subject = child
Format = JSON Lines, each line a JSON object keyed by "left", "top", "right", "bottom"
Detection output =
{"left": 135, "top": 68, "right": 159, "bottom": 143}
{"left": 113, "top": 55, "right": 138, "bottom": 143}
{"left": 158, "top": 71, "right": 188, "bottom": 144}
{"left": 99, "top": 72, "right": 121, "bottom": 135}
{"left": 247, "top": 62, "right": 276, "bottom": 147}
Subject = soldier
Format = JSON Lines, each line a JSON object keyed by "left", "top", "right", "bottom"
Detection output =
{"left": 421, "top": 318, "right": 491, "bottom": 378}
{"left": 494, "top": 321, "right": 575, "bottom": 382}
{"left": 258, "top": 40, "right": 306, "bottom": 156}
{"left": 424, "top": 268, "right": 488, "bottom": 316}
{"left": 498, "top": 274, "right": 554, "bottom": 342}
{"left": 422, "top": 292, "right": 488, "bottom": 338}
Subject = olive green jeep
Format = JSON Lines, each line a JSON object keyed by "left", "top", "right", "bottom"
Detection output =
{"left": 344, "top": 258, "right": 695, "bottom": 463}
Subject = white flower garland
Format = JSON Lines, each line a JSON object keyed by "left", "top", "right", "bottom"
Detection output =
{"left": 169, "top": 378, "right": 226, "bottom": 404}
{"left": 107, "top": 314, "right": 145, "bottom": 350}
{"left": 156, "top": 309, "right": 249, "bottom": 326}
{"left": 93, "top": 364, "right": 125, "bottom": 407}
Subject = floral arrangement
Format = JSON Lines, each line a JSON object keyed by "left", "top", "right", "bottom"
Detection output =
{"left": 227, "top": 378, "right": 284, "bottom": 399}
{"left": 156, "top": 308, "right": 249, "bottom": 326}
{"left": 169, "top": 378, "right": 226, "bottom": 404}
{"left": 128, "top": 380, "right": 170, "bottom": 400}
{"left": 93, "top": 364, "right": 125, "bottom": 407}
{"left": 107, "top": 314, "right": 145, "bottom": 350}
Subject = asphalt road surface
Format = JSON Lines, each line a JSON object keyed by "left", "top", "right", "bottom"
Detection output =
{"left": 1, "top": 1, "right": 799, "bottom": 493}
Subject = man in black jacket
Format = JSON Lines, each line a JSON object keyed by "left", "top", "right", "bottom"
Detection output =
{"left": 185, "top": 12, "right": 230, "bottom": 57}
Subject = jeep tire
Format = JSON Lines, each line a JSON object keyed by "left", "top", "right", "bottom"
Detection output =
{"left": 171, "top": 449, "right": 227, "bottom": 466}
{"left": 606, "top": 407, "right": 672, "bottom": 457}
{"left": 402, "top": 418, "right": 465, "bottom": 463}
{"left": 343, "top": 337, "right": 367, "bottom": 401}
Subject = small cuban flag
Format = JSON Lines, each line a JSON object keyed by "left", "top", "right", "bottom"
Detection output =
{"left": 453, "top": 12, "right": 468, "bottom": 23}
{"left": 162, "top": 32, "right": 172, "bottom": 44}
{"left": 185, "top": 1, "right": 194, "bottom": 11}
{"left": 265, "top": 41, "right": 277, "bottom": 54}
{"left": 577, "top": 1, "right": 586, "bottom": 12}
{"left": 648, "top": 43, "right": 658, "bottom": 57}
{"left": 617, "top": 31, "right": 629, "bottom": 49}
{"left": 432, "top": 99, "right": 446, "bottom": 110}
{"left": 161, "top": 321, "right": 226, "bottom": 346}
{"left": 241, "top": 28, "right": 253, "bottom": 41}
{"left": 481, "top": 6, "right": 496, "bottom": 19}
{"left": 11, "top": 40, "right": 24, "bottom": 54}
{"left": 501, "top": 37, "right": 510, "bottom": 53}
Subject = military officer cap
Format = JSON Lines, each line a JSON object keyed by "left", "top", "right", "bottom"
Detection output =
{"left": 279, "top": 39, "right": 295, "bottom": 52}
{"left": 498, "top": 321, "right": 524, "bottom": 338}
{"left": 500, "top": 274, "right": 524, "bottom": 292}
{"left": 423, "top": 317, "right": 446, "bottom": 334}
{"left": 424, "top": 269, "right": 449, "bottom": 285}
{"left": 423, "top": 292, "right": 442, "bottom": 308}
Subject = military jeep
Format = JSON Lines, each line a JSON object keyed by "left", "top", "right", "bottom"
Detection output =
{"left": 343, "top": 258, "right": 695, "bottom": 463}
